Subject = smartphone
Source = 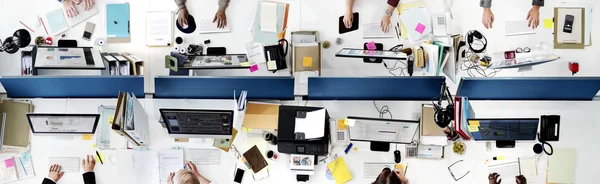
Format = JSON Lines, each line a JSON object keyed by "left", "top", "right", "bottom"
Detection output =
{"left": 83, "top": 22, "right": 96, "bottom": 41}
{"left": 563, "top": 15, "right": 574, "bottom": 33}
{"left": 234, "top": 168, "right": 245, "bottom": 183}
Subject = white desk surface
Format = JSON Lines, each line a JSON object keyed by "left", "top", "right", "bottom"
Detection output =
{"left": 2, "top": 99, "right": 599, "bottom": 184}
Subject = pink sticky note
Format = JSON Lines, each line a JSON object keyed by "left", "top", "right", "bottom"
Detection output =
{"left": 4, "top": 158, "right": 15, "bottom": 168}
{"left": 366, "top": 41, "right": 377, "bottom": 50}
{"left": 415, "top": 23, "right": 426, "bottom": 34}
{"left": 249, "top": 64, "right": 259, "bottom": 72}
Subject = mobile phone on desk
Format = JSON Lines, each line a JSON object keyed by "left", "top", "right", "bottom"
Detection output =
{"left": 234, "top": 168, "right": 245, "bottom": 183}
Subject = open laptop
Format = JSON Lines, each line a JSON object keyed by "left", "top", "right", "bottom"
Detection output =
{"left": 27, "top": 113, "right": 99, "bottom": 136}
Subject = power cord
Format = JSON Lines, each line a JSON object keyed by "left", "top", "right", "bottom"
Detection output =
{"left": 373, "top": 101, "right": 393, "bottom": 119}
{"left": 460, "top": 61, "right": 501, "bottom": 77}
{"left": 384, "top": 44, "right": 408, "bottom": 77}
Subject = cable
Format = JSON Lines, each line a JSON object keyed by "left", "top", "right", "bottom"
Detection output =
{"left": 384, "top": 44, "right": 408, "bottom": 77}
{"left": 459, "top": 61, "right": 500, "bottom": 77}
{"left": 373, "top": 101, "right": 392, "bottom": 119}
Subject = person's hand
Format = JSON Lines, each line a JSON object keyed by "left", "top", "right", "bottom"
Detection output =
{"left": 62, "top": 0, "right": 80, "bottom": 18}
{"left": 82, "top": 155, "right": 96, "bottom": 173}
{"left": 48, "top": 164, "right": 65, "bottom": 182}
{"left": 483, "top": 8, "right": 495, "bottom": 29}
{"left": 186, "top": 161, "right": 211, "bottom": 184}
{"left": 527, "top": 6, "right": 541, "bottom": 29}
{"left": 381, "top": 15, "right": 391, "bottom": 33}
{"left": 213, "top": 10, "right": 227, "bottom": 28}
{"left": 178, "top": 8, "right": 189, "bottom": 27}
{"left": 394, "top": 168, "right": 408, "bottom": 182}
{"left": 516, "top": 175, "right": 527, "bottom": 184}
{"left": 489, "top": 173, "right": 501, "bottom": 184}
{"left": 81, "top": 0, "right": 95, "bottom": 11}
{"left": 343, "top": 11, "right": 354, "bottom": 28}
{"left": 167, "top": 172, "right": 175, "bottom": 184}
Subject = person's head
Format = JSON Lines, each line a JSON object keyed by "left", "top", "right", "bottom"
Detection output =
{"left": 372, "top": 168, "right": 403, "bottom": 184}
{"left": 174, "top": 169, "right": 200, "bottom": 184}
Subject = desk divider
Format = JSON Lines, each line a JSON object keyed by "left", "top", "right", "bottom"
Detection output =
{"left": 457, "top": 77, "right": 600, "bottom": 100}
{"left": 0, "top": 76, "right": 144, "bottom": 98}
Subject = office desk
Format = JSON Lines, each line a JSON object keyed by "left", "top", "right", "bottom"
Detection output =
{"left": 3, "top": 99, "right": 599, "bottom": 183}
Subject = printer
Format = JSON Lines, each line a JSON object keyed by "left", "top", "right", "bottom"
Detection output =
{"left": 277, "top": 105, "right": 330, "bottom": 156}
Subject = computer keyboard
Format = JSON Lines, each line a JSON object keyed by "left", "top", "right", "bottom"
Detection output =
{"left": 48, "top": 157, "right": 80, "bottom": 173}
{"left": 197, "top": 19, "right": 231, "bottom": 34}
{"left": 363, "top": 162, "right": 395, "bottom": 178}
{"left": 66, "top": 3, "right": 99, "bottom": 27}
{"left": 504, "top": 20, "right": 536, "bottom": 36}
{"left": 363, "top": 23, "right": 395, "bottom": 38}
{"left": 187, "top": 149, "right": 220, "bottom": 165}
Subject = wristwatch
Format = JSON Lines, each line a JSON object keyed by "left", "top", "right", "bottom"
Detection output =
{"left": 385, "top": 9, "right": 393, "bottom": 17}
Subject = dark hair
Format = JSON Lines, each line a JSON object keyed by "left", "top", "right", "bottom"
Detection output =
{"left": 372, "top": 168, "right": 403, "bottom": 184}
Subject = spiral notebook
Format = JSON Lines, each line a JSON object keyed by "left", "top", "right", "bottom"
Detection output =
{"left": 0, "top": 152, "right": 35, "bottom": 183}
{"left": 132, "top": 150, "right": 184, "bottom": 184}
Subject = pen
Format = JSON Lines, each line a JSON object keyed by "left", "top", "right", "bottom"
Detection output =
{"left": 394, "top": 26, "right": 400, "bottom": 39}
{"left": 396, "top": 22, "right": 401, "bottom": 36}
{"left": 96, "top": 151, "right": 104, "bottom": 165}
{"left": 18, "top": 158, "right": 27, "bottom": 175}
{"left": 404, "top": 164, "right": 408, "bottom": 176}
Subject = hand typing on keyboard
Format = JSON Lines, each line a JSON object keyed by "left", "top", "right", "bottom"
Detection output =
{"left": 61, "top": 0, "right": 96, "bottom": 18}
{"left": 167, "top": 161, "right": 212, "bottom": 184}
{"left": 47, "top": 164, "right": 65, "bottom": 182}
{"left": 82, "top": 155, "right": 96, "bottom": 172}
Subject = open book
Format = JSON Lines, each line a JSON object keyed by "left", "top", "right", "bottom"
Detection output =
{"left": 133, "top": 150, "right": 184, "bottom": 184}
{"left": 0, "top": 152, "right": 35, "bottom": 183}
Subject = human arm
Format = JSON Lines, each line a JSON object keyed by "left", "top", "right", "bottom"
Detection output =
{"left": 526, "top": 0, "right": 543, "bottom": 28}
{"left": 42, "top": 164, "right": 64, "bottom": 184}
{"left": 380, "top": 4, "right": 395, "bottom": 32}
{"left": 394, "top": 168, "right": 409, "bottom": 183}
{"left": 175, "top": 0, "right": 189, "bottom": 26}
{"left": 213, "top": 0, "right": 230, "bottom": 28}
{"left": 82, "top": 155, "right": 97, "bottom": 184}
{"left": 480, "top": 0, "right": 494, "bottom": 29}
{"left": 343, "top": 0, "right": 355, "bottom": 28}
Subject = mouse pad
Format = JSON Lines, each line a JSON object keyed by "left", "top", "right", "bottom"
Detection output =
{"left": 339, "top": 12, "right": 359, "bottom": 34}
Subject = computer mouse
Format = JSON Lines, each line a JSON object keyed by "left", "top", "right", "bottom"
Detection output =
{"left": 394, "top": 150, "right": 401, "bottom": 163}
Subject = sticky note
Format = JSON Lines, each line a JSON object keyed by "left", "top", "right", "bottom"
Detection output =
{"left": 94, "top": 152, "right": 105, "bottom": 163}
{"left": 267, "top": 60, "right": 277, "bottom": 70}
{"left": 4, "top": 158, "right": 15, "bottom": 168}
{"left": 366, "top": 41, "right": 377, "bottom": 50}
{"left": 92, "top": 144, "right": 97, "bottom": 148}
{"left": 240, "top": 62, "right": 251, "bottom": 67}
{"left": 395, "top": 164, "right": 404, "bottom": 169}
{"left": 249, "top": 64, "right": 259, "bottom": 72}
{"left": 468, "top": 120, "right": 480, "bottom": 126}
{"left": 303, "top": 57, "right": 313, "bottom": 67}
{"left": 21, "top": 153, "right": 31, "bottom": 162}
{"left": 108, "top": 116, "right": 114, "bottom": 124}
{"left": 468, "top": 125, "right": 479, "bottom": 132}
{"left": 346, "top": 119, "right": 356, "bottom": 127}
{"left": 415, "top": 23, "right": 426, "bottom": 34}
{"left": 337, "top": 119, "right": 348, "bottom": 130}
{"left": 544, "top": 18, "right": 553, "bottom": 29}
{"left": 242, "top": 126, "right": 253, "bottom": 132}
{"left": 82, "top": 134, "right": 93, "bottom": 140}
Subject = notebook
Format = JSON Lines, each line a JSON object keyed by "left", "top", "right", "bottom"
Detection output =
{"left": 44, "top": 8, "right": 69, "bottom": 36}
{"left": 106, "top": 3, "right": 131, "bottom": 43}
{"left": 0, "top": 152, "right": 35, "bottom": 183}
{"left": 242, "top": 145, "right": 268, "bottom": 173}
{"left": 548, "top": 148, "right": 576, "bottom": 184}
{"left": 327, "top": 157, "right": 352, "bottom": 184}
{"left": 132, "top": 150, "right": 184, "bottom": 184}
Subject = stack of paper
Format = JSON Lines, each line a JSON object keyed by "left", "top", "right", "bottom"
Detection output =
{"left": 548, "top": 148, "right": 576, "bottom": 184}
{"left": 399, "top": 7, "right": 431, "bottom": 43}
{"left": 294, "top": 109, "right": 326, "bottom": 139}
{"left": 327, "top": 158, "right": 352, "bottom": 184}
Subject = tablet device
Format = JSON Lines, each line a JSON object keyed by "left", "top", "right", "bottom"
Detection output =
{"left": 339, "top": 12, "right": 359, "bottom": 34}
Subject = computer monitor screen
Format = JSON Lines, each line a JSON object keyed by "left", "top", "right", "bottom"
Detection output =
{"left": 348, "top": 117, "right": 419, "bottom": 144}
{"left": 159, "top": 109, "right": 234, "bottom": 139}
{"left": 336, "top": 48, "right": 408, "bottom": 60}
{"left": 27, "top": 113, "right": 99, "bottom": 134}
{"left": 469, "top": 118, "right": 539, "bottom": 141}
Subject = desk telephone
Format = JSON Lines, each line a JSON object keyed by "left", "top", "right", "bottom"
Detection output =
{"left": 264, "top": 39, "right": 288, "bottom": 72}
{"left": 540, "top": 115, "right": 560, "bottom": 142}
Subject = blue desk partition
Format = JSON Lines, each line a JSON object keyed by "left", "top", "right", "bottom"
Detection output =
{"left": 154, "top": 76, "right": 295, "bottom": 99}
{"left": 457, "top": 77, "right": 600, "bottom": 100}
{"left": 307, "top": 77, "right": 445, "bottom": 100}
{"left": 0, "top": 76, "right": 144, "bottom": 98}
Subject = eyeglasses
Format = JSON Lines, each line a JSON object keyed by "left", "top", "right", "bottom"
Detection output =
{"left": 448, "top": 160, "right": 470, "bottom": 181}
{"left": 516, "top": 47, "right": 531, "bottom": 53}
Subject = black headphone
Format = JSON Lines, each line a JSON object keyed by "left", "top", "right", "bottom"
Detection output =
{"left": 534, "top": 133, "right": 554, "bottom": 155}
{"left": 466, "top": 30, "right": 487, "bottom": 53}
{"left": 433, "top": 82, "right": 454, "bottom": 128}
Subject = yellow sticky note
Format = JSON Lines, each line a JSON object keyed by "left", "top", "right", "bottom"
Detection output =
{"left": 544, "top": 18, "right": 553, "bottom": 29}
{"left": 267, "top": 61, "right": 277, "bottom": 70}
{"left": 395, "top": 164, "right": 404, "bottom": 169}
{"left": 242, "top": 126, "right": 253, "bottom": 132}
{"left": 303, "top": 57, "right": 312, "bottom": 67}
{"left": 82, "top": 134, "right": 93, "bottom": 140}
{"left": 94, "top": 152, "right": 105, "bottom": 163}
{"left": 108, "top": 116, "right": 114, "bottom": 124}
{"left": 337, "top": 119, "right": 348, "bottom": 130}
{"left": 240, "top": 62, "right": 251, "bottom": 67}
{"left": 468, "top": 125, "right": 479, "bottom": 132}
{"left": 92, "top": 144, "right": 96, "bottom": 148}
{"left": 469, "top": 120, "right": 480, "bottom": 126}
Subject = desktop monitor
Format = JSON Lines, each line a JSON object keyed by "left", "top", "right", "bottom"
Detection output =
{"left": 469, "top": 118, "right": 539, "bottom": 148}
{"left": 27, "top": 113, "right": 100, "bottom": 135}
{"left": 347, "top": 117, "right": 419, "bottom": 152}
{"left": 159, "top": 109, "right": 234, "bottom": 139}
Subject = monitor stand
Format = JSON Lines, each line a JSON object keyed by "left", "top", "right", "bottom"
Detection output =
{"left": 496, "top": 140, "right": 515, "bottom": 148}
{"left": 370, "top": 141, "right": 390, "bottom": 152}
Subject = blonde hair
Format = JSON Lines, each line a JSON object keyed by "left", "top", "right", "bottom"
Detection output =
{"left": 176, "top": 169, "right": 200, "bottom": 184}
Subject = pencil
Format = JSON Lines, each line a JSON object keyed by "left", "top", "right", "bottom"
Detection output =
{"left": 39, "top": 17, "right": 49, "bottom": 35}
{"left": 19, "top": 21, "right": 34, "bottom": 33}
{"left": 394, "top": 26, "right": 400, "bottom": 39}
{"left": 18, "top": 158, "right": 27, "bottom": 175}
{"left": 404, "top": 164, "right": 408, "bottom": 176}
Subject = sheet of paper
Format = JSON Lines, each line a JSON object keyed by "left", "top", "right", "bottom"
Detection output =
{"left": 294, "top": 71, "right": 318, "bottom": 96}
{"left": 400, "top": 7, "right": 431, "bottom": 43}
{"left": 548, "top": 148, "right": 576, "bottom": 184}
{"left": 15, "top": 154, "right": 35, "bottom": 179}
{"left": 294, "top": 109, "right": 326, "bottom": 139}
{"left": 0, "top": 158, "right": 18, "bottom": 183}
{"left": 132, "top": 151, "right": 160, "bottom": 184}
{"left": 418, "top": 145, "right": 443, "bottom": 158}
{"left": 420, "top": 136, "right": 448, "bottom": 146}
{"left": 159, "top": 150, "right": 184, "bottom": 184}
{"left": 245, "top": 42, "right": 266, "bottom": 64}
{"left": 146, "top": 11, "right": 173, "bottom": 46}
{"left": 260, "top": 2, "right": 278, "bottom": 32}
{"left": 488, "top": 161, "right": 520, "bottom": 184}
{"left": 45, "top": 8, "right": 69, "bottom": 35}
{"left": 292, "top": 35, "right": 316, "bottom": 44}
{"left": 290, "top": 154, "right": 315, "bottom": 175}
{"left": 397, "top": 0, "right": 427, "bottom": 39}
{"left": 519, "top": 157, "right": 537, "bottom": 183}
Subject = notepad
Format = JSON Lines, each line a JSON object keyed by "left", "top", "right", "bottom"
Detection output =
{"left": 0, "top": 152, "right": 35, "bottom": 183}
{"left": 327, "top": 158, "right": 352, "bottom": 184}
{"left": 548, "top": 148, "right": 576, "bottom": 184}
{"left": 132, "top": 150, "right": 184, "bottom": 184}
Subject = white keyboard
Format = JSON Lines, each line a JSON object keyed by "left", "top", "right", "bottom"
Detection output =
{"left": 363, "top": 162, "right": 395, "bottom": 178}
{"left": 197, "top": 19, "right": 231, "bottom": 34}
{"left": 504, "top": 20, "right": 536, "bottom": 36}
{"left": 66, "top": 3, "right": 99, "bottom": 27}
{"left": 48, "top": 157, "right": 80, "bottom": 173}
{"left": 187, "top": 149, "right": 220, "bottom": 165}
{"left": 363, "top": 23, "right": 395, "bottom": 38}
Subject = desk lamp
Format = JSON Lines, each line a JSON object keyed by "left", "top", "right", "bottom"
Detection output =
{"left": 0, "top": 29, "right": 31, "bottom": 54}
